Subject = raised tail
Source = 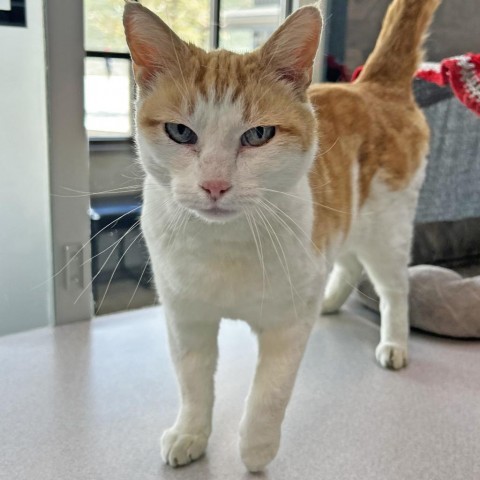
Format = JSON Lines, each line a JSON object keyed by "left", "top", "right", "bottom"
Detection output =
{"left": 356, "top": 0, "right": 441, "bottom": 89}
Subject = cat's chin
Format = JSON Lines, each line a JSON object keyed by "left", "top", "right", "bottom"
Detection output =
{"left": 192, "top": 207, "right": 241, "bottom": 223}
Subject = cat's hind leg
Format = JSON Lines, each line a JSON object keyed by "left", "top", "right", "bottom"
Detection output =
{"left": 161, "top": 308, "right": 220, "bottom": 467}
{"left": 321, "top": 253, "right": 363, "bottom": 314}
{"left": 357, "top": 237, "right": 411, "bottom": 370}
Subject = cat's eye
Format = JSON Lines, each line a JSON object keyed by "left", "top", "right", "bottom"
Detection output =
{"left": 241, "top": 126, "right": 275, "bottom": 147}
{"left": 165, "top": 122, "right": 198, "bottom": 145}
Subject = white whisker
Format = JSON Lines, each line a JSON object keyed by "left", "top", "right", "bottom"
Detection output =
{"left": 127, "top": 258, "right": 152, "bottom": 309}
{"left": 254, "top": 205, "right": 299, "bottom": 322}
{"left": 96, "top": 230, "right": 144, "bottom": 312}
{"left": 243, "top": 208, "right": 267, "bottom": 317}
{"left": 74, "top": 220, "right": 142, "bottom": 305}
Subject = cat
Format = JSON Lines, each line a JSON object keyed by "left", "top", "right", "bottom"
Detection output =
{"left": 123, "top": 0, "right": 440, "bottom": 472}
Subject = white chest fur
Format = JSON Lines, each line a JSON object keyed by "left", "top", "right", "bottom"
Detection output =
{"left": 141, "top": 179, "right": 326, "bottom": 327}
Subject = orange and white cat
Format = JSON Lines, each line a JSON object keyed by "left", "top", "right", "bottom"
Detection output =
{"left": 123, "top": 0, "right": 440, "bottom": 471}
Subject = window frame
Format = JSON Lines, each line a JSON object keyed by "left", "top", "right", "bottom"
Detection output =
{"left": 85, "top": 50, "right": 135, "bottom": 147}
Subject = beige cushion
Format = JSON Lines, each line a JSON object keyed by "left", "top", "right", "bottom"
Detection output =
{"left": 357, "top": 265, "right": 480, "bottom": 338}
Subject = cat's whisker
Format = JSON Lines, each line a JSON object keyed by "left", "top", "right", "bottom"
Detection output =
{"left": 318, "top": 137, "right": 339, "bottom": 157}
{"left": 120, "top": 173, "right": 145, "bottom": 182}
{"left": 96, "top": 230, "right": 144, "bottom": 312}
{"left": 256, "top": 198, "right": 335, "bottom": 287}
{"left": 52, "top": 185, "right": 144, "bottom": 198}
{"left": 258, "top": 198, "right": 372, "bottom": 305}
{"left": 258, "top": 197, "right": 334, "bottom": 281}
{"left": 164, "top": 205, "right": 187, "bottom": 255}
{"left": 259, "top": 187, "right": 352, "bottom": 215}
{"left": 74, "top": 220, "right": 141, "bottom": 305}
{"left": 249, "top": 208, "right": 269, "bottom": 290}
{"left": 174, "top": 208, "right": 191, "bottom": 242}
{"left": 258, "top": 198, "right": 378, "bottom": 305}
{"left": 32, "top": 204, "right": 143, "bottom": 292}
{"left": 254, "top": 205, "right": 299, "bottom": 322}
{"left": 259, "top": 197, "right": 377, "bottom": 304}
{"left": 257, "top": 197, "right": 323, "bottom": 269}
{"left": 243, "top": 208, "right": 267, "bottom": 318}
{"left": 80, "top": 227, "right": 137, "bottom": 270}
{"left": 181, "top": 208, "right": 192, "bottom": 236}
{"left": 86, "top": 195, "right": 172, "bottom": 272}
{"left": 73, "top": 193, "right": 171, "bottom": 307}
{"left": 127, "top": 257, "right": 152, "bottom": 309}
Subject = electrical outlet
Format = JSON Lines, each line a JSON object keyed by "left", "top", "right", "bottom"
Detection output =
{"left": 64, "top": 244, "right": 84, "bottom": 290}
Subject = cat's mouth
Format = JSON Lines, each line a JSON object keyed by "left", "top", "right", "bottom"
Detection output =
{"left": 194, "top": 206, "right": 240, "bottom": 222}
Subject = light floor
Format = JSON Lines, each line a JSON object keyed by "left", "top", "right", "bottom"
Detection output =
{"left": 1, "top": 302, "right": 479, "bottom": 480}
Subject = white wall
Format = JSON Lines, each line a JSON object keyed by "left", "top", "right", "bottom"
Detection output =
{"left": 0, "top": 2, "right": 54, "bottom": 335}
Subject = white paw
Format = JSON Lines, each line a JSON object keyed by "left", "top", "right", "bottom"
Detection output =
{"left": 160, "top": 428, "right": 208, "bottom": 467}
{"left": 375, "top": 342, "right": 408, "bottom": 370}
{"left": 239, "top": 432, "right": 280, "bottom": 472}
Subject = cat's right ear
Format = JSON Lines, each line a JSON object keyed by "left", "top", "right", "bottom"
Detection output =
{"left": 123, "top": 1, "right": 189, "bottom": 90}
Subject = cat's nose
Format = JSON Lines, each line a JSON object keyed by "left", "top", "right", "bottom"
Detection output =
{"left": 200, "top": 180, "right": 232, "bottom": 201}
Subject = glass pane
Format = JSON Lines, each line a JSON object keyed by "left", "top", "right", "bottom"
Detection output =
{"left": 84, "top": 57, "right": 131, "bottom": 138}
{"left": 219, "top": 0, "right": 281, "bottom": 53}
{"left": 84, "top": 0, "right": 211, "bottom": 52}
{"left": 143, "top": 0, "right": 211, "bottom": 50}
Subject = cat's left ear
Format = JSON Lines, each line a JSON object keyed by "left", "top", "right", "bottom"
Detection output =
{"left": 260, "top": 6, "right": 322, "bottom": 91}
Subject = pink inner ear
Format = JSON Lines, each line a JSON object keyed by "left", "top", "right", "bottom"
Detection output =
{"left": 292, "top": 33, "right": 319, "bottom": 71}
{"left": 131, "top": 42, "right": 158, "bottom": 68}
{"left": 130, "top": 41, "right": 162, "bottom": 87}
{"left": 276, "top": 42, "right": 315, "bottom": 88}
{"left": 133, "top": 62, "right": 159, "bottom": 88}
{"left": 261, "top": 10, "right": 320, "bottom": 88}
{"left": 124, "top": 12, "right": 161, "bottom": 68}
{"left": 125, "top": 13, "right": 162, "bottom": 86}
{"left": 278, "top": 67, "right": 302, "bottom": 84}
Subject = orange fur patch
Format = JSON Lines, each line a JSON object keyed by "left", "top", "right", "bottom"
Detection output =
{"left": 307, "top": 0, "right": 439, "bottom": 251}
{"left": 308, "top": 82, "right": 430, "bottom": 250}
{"left": 138, "top": 47, "right": 316, "bottom": 152}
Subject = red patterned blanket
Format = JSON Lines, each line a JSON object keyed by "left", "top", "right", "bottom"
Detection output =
{"left": 352, "top": 53, "right": 480, "bottom": 116}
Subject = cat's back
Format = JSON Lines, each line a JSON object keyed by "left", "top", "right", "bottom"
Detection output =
{"left": 307, "top": 81, "right": 430, "bottom": 249}
{"left": 308, "top": 81, "right": 428, "bottom": 155}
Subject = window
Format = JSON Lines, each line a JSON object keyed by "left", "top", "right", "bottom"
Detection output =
{"left": 219, "top": 0, "right": 282, "bottom": 53}
{"left": 84, "top": 56, "right": 132, "bottom": 138}
{"left": 83, "top": 0, "right": 290, "bottom": 140}
{"left": 84, "top": 0, "right": 210, "bottom": 140}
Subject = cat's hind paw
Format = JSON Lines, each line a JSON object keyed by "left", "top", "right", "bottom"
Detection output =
{"left": 161, "top": 429, "right": 208, "bottom": 467}
{"left": 375, "top": 342, "right": 408, "bottom": 370}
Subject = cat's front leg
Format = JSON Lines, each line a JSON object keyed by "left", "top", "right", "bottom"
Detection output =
{"left": 161, "top": 308, "right": 220, "bottom": 467}
{"left": 239, "top": 320, "right": 313, "bottom": 472}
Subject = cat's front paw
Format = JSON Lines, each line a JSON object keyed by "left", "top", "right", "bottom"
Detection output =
{"left": 160, "top": 428, "right": 208, "bottom": 467}
{"left": 375, "top": 342, "right": 408, "bottom": 370}
{"left": 239, "top": 429, "right": 280, "bottom": 472}
{"left": 320, "top": 296, "right": 341, "bottom": 315}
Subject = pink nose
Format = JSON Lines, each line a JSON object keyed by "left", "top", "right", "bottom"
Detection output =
{"left": 200, "top": 180, "right": 232, "bottom": 200}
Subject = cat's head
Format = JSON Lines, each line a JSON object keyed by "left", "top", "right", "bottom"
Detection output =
{"left": 123, "top": 1, "right": 321, "bottom": 223}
